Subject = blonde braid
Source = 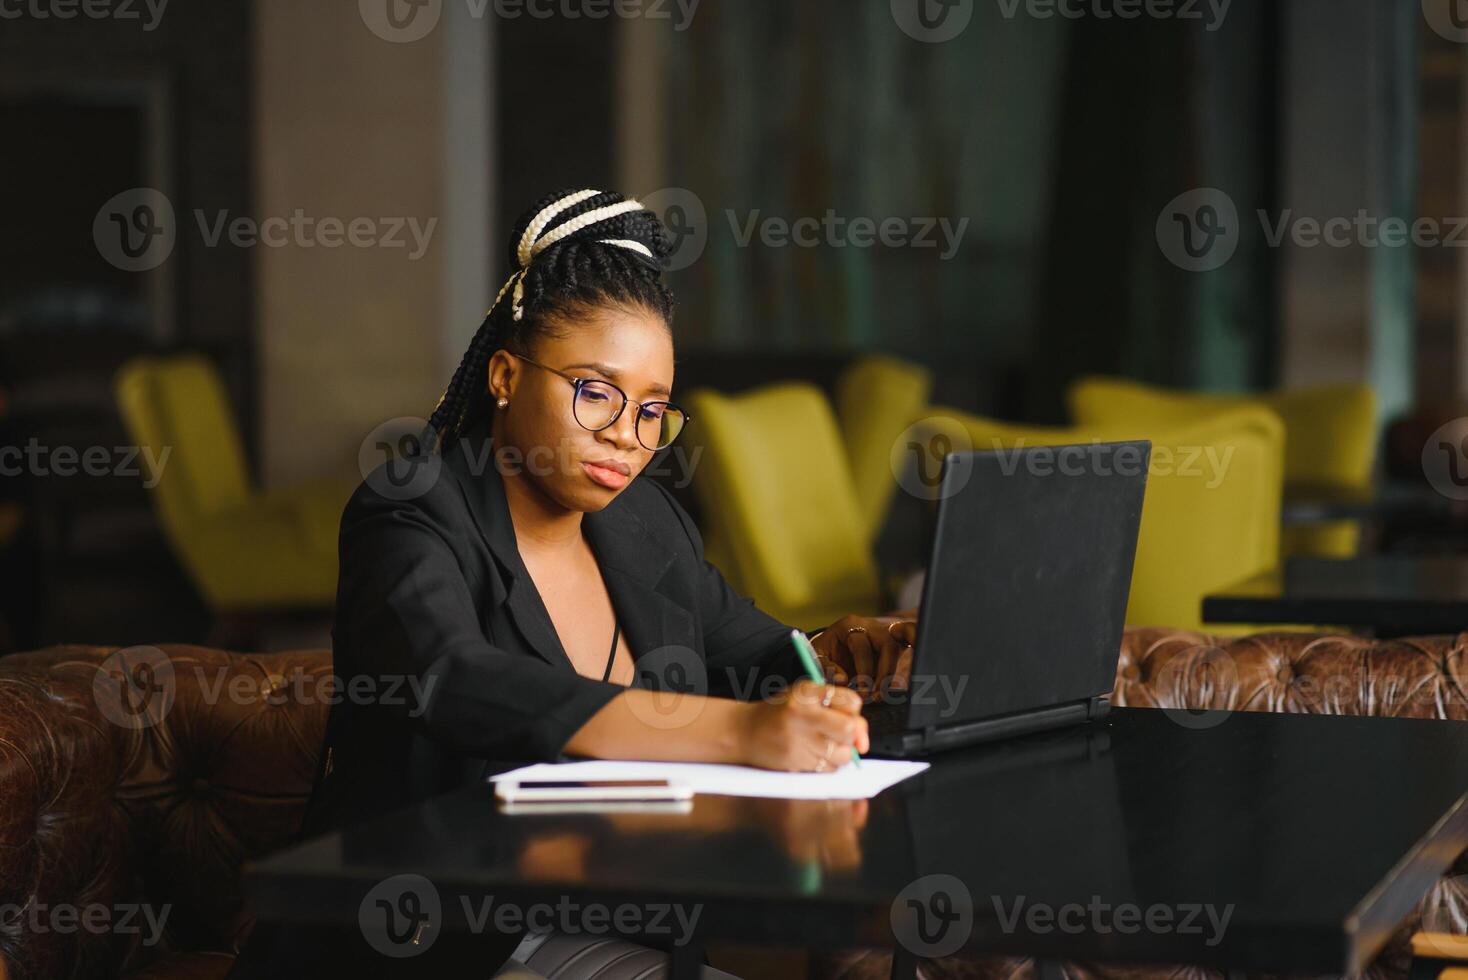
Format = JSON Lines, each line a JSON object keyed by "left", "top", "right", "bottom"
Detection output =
{"left": 517, "top": 189, "right": 601, "bottom": 268}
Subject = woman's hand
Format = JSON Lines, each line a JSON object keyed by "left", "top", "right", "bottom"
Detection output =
{"left": 809, "top": 612, "right": 918, "bottom": 701}
{"left": 739, "top": 679, "right": 869, "bottom": 772}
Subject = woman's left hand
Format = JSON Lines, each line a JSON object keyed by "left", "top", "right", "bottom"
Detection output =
{"left": 808, "top": 612, "right": 917, "bottom": 701}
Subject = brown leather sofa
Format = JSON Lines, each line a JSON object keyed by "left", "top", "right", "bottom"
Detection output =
{"left": 1, "top": 630, "right": 1466, "bottom": 980}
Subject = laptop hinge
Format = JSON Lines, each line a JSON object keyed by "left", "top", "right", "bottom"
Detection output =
{"left": 1087, "top": 695, "right": 1111, "bottom": 721}
{"left": 921, "top": 700, "right": 1092, "bottom": 750}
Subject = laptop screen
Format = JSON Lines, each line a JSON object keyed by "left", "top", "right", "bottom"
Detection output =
{"left": 906, "top": 442, "right": 1149, "bottom": 730}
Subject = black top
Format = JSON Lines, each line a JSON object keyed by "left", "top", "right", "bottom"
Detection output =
{"left": 229, "top": 416, "right": 805, "bottom": 979}
{"left": 602, "top": 620, "right": 622, "bottom": 682}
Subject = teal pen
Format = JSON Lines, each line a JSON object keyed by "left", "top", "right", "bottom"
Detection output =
{"left": 789, "top": 628, "right": 862, "bottom": 769}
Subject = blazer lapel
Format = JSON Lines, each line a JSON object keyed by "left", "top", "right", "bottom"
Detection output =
{"left": 583, "top": 496, "right": 698, "bottom": 671}
{"left": 446, "top": 428, "right": 572, "bottom": 671}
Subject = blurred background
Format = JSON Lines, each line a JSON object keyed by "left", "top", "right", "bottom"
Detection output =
{"left": 2, "top": 0, "right": 1467, "bottom": 651}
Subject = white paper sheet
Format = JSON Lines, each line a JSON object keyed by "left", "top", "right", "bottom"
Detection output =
{"left": 490, "top": 758, "right": 929, "bottom": 800}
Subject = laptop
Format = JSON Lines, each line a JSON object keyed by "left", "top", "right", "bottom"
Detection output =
{"left": 864, "top": 440, "right": 1150, "bottom": 757}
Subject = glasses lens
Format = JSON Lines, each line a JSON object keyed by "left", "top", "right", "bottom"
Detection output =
{"left": 638, "top": 403, "right": 687, "bottom": 450}
{"left": 574, "top": 380, "right": 624, "bottom": 430}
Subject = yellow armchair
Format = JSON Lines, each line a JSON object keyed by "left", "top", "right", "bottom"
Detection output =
{"left": 686, "top": 383, "right": 883, "bottom": 631}
{"left": 834, "top": 354, "right": 933, "bottom": 542}
{"left": 114, "top": 354, "right": 350, "bottom": 612}
{"left": 915, "top": 406, "right": 1284, "bottom": 632}
{"left": 1068, "top": 377, "right": 1376, "bottom": 557}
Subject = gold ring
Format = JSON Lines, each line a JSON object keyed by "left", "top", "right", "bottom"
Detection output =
{"left": 845, "top": 626, "right": 868, "bottom": 637}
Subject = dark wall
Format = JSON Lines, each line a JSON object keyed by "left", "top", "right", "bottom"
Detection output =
{"left": 0, "top": 0, "right": 253, "bottom": 648}
{"left": 0, "top": 0, "right": 255, "bottom": 453}
{"left": 497, "top": 18, "right": 619, "bottom": 250}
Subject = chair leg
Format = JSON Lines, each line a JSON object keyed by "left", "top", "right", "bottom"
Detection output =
{"left": 889, "top": 946, "right": 918, "bottom": 980}
{"left": 668, "top": 940, "right": 705, "bottom": 980}
{"left": 1037, "top": 958, "right": 1065, "bottom": 980}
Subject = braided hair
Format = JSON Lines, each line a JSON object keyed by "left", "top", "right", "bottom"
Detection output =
{"left": 428, "top": 189, "right": 676, "bottom": 451}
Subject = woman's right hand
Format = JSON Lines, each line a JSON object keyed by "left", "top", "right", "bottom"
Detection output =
{"left": 738, "top": 679, "right": 869, "bottom": 771}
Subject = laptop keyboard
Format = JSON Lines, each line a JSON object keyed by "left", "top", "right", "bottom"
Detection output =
{"left": 862, "top": 699, "right": 908, "bottom": 736}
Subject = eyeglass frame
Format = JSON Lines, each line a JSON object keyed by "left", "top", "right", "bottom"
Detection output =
{"left": 504, "top": 351, "right": 691, "bottom": 451}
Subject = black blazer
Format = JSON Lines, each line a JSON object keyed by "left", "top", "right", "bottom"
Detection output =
{"left": 229, "top": 417, "right": 804, "bottom": 978}
{"left": 306, "top": 416, "right": 805, "bottom": 836}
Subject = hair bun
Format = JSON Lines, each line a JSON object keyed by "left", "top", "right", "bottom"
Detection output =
{"left": 507, "top": 189, "right": 670, "bottom": 272}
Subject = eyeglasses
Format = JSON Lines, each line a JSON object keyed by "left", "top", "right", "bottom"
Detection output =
{"left": 507, "top": 353, "right": 690, "bottom": 451}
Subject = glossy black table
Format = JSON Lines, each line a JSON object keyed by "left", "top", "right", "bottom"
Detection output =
{"left": 1203, "top": 555, "right": 1468, "bottom": 634}
{"left": 245, "top": 708, "right": 1468, "bottom": 979}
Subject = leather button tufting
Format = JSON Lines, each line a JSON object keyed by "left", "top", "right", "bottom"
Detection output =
{"left": 1276, "top": 664, "right": 1294, "bottom": 684}
{"left": 1122, "top": 664, "right": 1140, "bottom": 681}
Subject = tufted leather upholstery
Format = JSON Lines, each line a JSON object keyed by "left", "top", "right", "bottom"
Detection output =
{"left": 0, "top": 645, "right": 327, "bottom": 980}
{"left": 1113, "top": 628, "right": 1468, "bottom": 719}
{"left": 1, "top": 631, "right": 1466, "bottom": 980}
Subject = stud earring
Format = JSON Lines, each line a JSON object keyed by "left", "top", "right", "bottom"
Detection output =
{"left": 496, "top": 397, "right": 509, "bottom": 408}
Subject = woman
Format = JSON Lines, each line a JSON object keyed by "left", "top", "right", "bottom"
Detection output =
{"left": 232, "top": 190, "right": 916, "bottom": 979}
